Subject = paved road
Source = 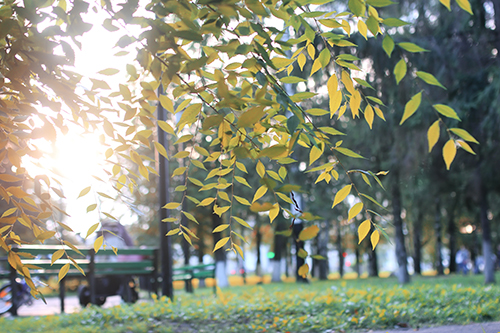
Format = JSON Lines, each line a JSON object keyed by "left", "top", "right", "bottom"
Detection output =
{"left": 6, "top": 295, "right": 123, "bottom": 317}
{"left": 366, "top": 321, "right": 500, "bottom": 333}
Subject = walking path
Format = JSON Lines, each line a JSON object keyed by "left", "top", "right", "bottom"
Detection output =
{"left": 367, "top": 321, "right": 500, "bottom": 333}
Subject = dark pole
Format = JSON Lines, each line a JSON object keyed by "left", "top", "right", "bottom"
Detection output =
{"left": 157, "top": 85, "right": 174, "bottom": 300}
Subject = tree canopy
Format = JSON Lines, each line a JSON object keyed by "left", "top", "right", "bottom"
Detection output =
{"left": 0, "top": 0, "right": 478, "bottom": 293}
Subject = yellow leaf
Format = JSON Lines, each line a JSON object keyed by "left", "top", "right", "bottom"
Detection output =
{"left": 348, "top": 202, "right": 363, "bottom": 221}
{"left": 163, "top": 202, "right": 181, "bottom": 210}
{"left": 330, "top": 90, "right": 342, "bottom": 118}
{"left": 307, "top": 43, "right": 315, "bottom": 59}
{"left": 232, "top": 216, "right": 252, "bottom": 229}
{"left": 234, "top": 243, "right": 244, "bottom": 259}
{"left": 298, "top": 248, "right": 308, "bottom": 258}
{"left": 177, "top": 103, "right": 202, "bottom": 129}
{"left": 439, "top": 0, "right": 451, "bottom": 10}
{"left": 159, "top": 95, "right": 174, "bottom": 113}
{"left": 427, "top": 120, "right": 440, "bottom": 153}
{"left": 213, "top": 237, "right": 230, "bottom": 252}
{"left": 400, "top": 92, "right": 422, "bottom": 125}
{"left": 234, "top": 195, "right": 251, "bottom": 206}
{"left": 213, "top": 205, "right": 230, "bottom": 217}
{"left": 443, "top": 139, "right": 457, "bottom": 170}
{"left": 341, "top": 71, "right": 354, "bottom": 95}
{"left": 158, "top": 120, "right": 176, "bottom": 135}
{"left": 252, "top": 185, "right": 268, "bottom": 203}
{"left": 213, "top": 224, "right": 230, "bottom": 233}
{"left": 58, "top": 263, "right": 70, "bottom": 283}
{"left": 86, "top": 204, "right": 97, "bottom": 213}
{"left": 358, "top": 220, "right": 371, "bottom": 244}
{"left": 310, "top": 58, "right": 322, "bottom": 76}
{"left": 94, "top": 235, "right": 104, "bottom": 254}
{"left": 154, "top": 142, "right": 169, "bottom": 159}
{"left": 37, "top": 231, "right": 56, "bottom": 243}
{"left": 456, "top": 0, "right": 473, "bottom": 15}
{"left": 309, "top": 145, "right": 323, "bottom": 166}
{"left": 358, "top": 20, "right": 367, "bottom": 39}
{"left": 2, "top": 207, "right": 17, "bottom": 218}
{"left": 374, "top": 106, "right": 385, "bottom": 121}
{"left": 182, "top": 233, "right": 193, "bottom": 246}
{"left": 166, "top": 228, "right": 180, "bottom": 236}
{"left": 77, "top": 186, "right": 91, "bottom": 198}
{"left": 365, "top": 104, "right": 374, "bottom": 129}
{"left": 235, "top": 176, "right": 252, "bottom": 188}
{"left": 298, "top": 53, "right": 306, "bottom": 71}
{"left": 370, "top": 229, "right": 380, "bottom": 250}
{"left": 299, "top": 225, "right": 320, "bottom": 241}
{"left": 269, "top": 203, "right": 279, "bottom": 223}
{"left": 327, "top": 74, "right": 338, "bottom": 96}
{"left": 256, "top": 160, "right": 265, "bottom": 178}
{"left": 198, "top": 197, "right": 215, "bottom": 206}
{"left": 51, "top": 249, "right": 65, "bottom": 265}
{"left": 457, "top": 140, "right": 476, "bottom": 155}
{"left": 332, "top": 184, "right": 352, "bottom": 208}
{"left": 350, "top": 90, "right": 361, "bottom": 118}
{"left": 85, "top": 223, "right": 100, "bottom": 239}
{"left": 298, "top": 263, "right": 309, "bottom": 278}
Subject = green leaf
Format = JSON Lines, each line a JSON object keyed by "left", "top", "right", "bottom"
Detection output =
{"left": 98, "top": 68, "right": 120, "bottom": 76}
{"left": 367, "top": 0, "right": 396, "bottom": 7}
{"left": 432, "top": 104, "right": 460, "bottom": 120}
{"left": 394, "top": 58, "right": 407, "bottom": 84}
{"left": 398, "top": 42, "right": 429, "bottom": 53}
{"left": 335, "top": 147, "right": 364, "bottom": 158}
{"left": 280, "top": 76, "right": 307, "bottom": 84}
{"left": 416, "top": 71, "right": 446, "bottom": 89}
{"left": 400, "top": 92, "right": 422, "bottom": 125}
{"left": 348, "top": 0, "right": 366, "bottom": 16}
{"left": 449, "top": 128, "right": 479, "bottom": 144}
{"left": 383, "top": 18, "right": 409, "bottom": 27}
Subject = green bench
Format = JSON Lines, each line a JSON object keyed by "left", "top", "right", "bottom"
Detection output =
{"left": 0, "top": 245, "right": 158, "bottom": 316}
{"left": 173, "top": 263, "right": 216, "bottom": 294}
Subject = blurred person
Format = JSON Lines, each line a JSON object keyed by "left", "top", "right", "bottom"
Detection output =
{"left": 455, "top": 246, "right": 470, "bottom": 275}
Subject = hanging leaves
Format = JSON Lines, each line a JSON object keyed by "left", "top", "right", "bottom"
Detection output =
{"left": 299, "top": 225, "right": 320, "bottom": 241}
{"left": 427, "top": 120, "right": 440, "bottom": 153}
{"left": 332, "top": 185, "right": 352, "bottom": 208}
{"left": 443, "top": 139, "right": 457, "bottom": 170}
{"left": 400, "top": 92, "right": 422, "bottom": 125}
{"left": 358, "top": 220, "right": 371, "bottom": 244}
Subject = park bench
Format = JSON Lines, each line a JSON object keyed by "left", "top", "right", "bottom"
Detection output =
{"left": 172, "top": 263, "right": 216, "bottom": 294}
{"left": 0, "top": 245, "right": 158, "bottom": 316}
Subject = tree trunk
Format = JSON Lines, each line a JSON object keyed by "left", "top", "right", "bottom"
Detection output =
{"left": 355, "top": 245, "right": 361, "bottom": 277}
{"left": 316, "top": 221, "right": 329, "bottom": 280}
{"left": 368, "top": 225, "right": 379, "bottom": 277}
{"left": 293, "top": 222, "right": 308, "bottom": 282}
{"left": 337, "top": 219, "right": 344, "bottom": 278}
{"left": 447, "top": 198, "right": 458, "bottom": 274}
{"left": 212, "top": 213, "right": 228, "bottom": 287}
{"left": 413, "top": 210, "right": 422, "bottom": 275}
{"left": 478, "top": 174, "right": 495, "bottom": 284}
{"left": 435, "top": 200, "right": 444, "bottom": 275}
{"left": 271, "top": 217, "right": 288, "bottom": 282}
{"left": 392, "top": 171, "right": 410, "bottom": 284}
{"left": 255, "top": 219, "right": 262, "bottom": 278}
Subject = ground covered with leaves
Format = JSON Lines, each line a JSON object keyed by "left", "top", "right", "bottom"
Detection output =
{"left": 2, "top": 274, "right": 499, "bottom": 333}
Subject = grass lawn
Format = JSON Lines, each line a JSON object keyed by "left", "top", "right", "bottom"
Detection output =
{"left": 2, "top": 273, "right": 499, "bottom": 333}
